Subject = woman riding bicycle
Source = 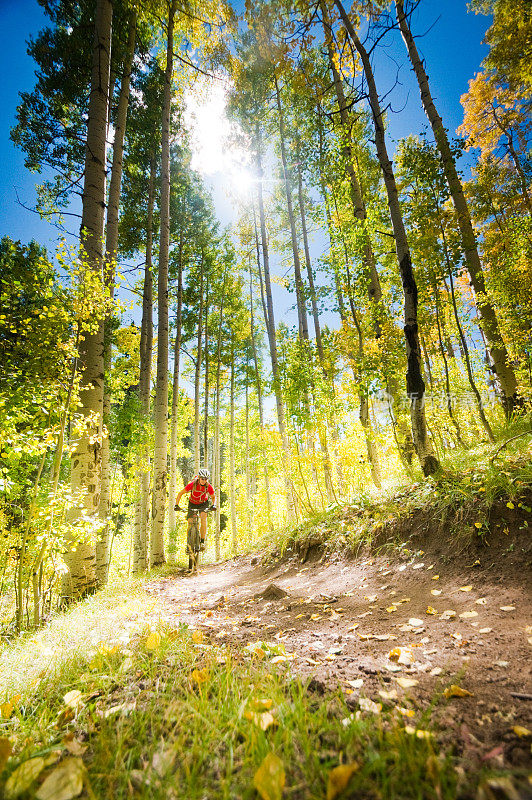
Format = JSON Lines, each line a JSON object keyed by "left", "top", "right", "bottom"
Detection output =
{"left": 175, "top": 468, "right": 216, "bottom": 551}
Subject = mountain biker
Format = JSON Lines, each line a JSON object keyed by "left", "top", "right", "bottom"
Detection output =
{"left": 175, "top": 468, "right": 216, "bottom": 551}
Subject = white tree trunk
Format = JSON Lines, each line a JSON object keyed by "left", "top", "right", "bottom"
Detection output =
{"left": 97, "top": 10, "right": 137, "bottom": 586}
{"left": 133, "top": 155, "right": 155, "bottom": 573}
{"left": 151, "top": 2, "right": 176, "bottom": 566}
{"left": 63, "top": 0, "right": 112, "bottom": 600}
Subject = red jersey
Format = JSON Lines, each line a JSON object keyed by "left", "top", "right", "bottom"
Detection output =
{"left": 185, "top": 479, "right": 214, "bottom": 505}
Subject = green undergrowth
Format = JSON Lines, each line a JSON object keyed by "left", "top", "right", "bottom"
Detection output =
{"left": 0, "top": 590, "right": 522, "bottom": 800}
{"left": 278, "top": 426, "right": 532, "bottom": 561}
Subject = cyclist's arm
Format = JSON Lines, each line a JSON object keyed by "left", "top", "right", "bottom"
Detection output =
{"left": 175, "top": 483, "right": 191, "bottom": 509}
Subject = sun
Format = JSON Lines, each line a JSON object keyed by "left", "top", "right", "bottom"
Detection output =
{"left": 183, "top": 77, "right": 252, "bottom": 198}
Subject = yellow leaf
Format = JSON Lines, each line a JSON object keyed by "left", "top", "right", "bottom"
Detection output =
{"left": 145, "top": 631, "right": 161, "bottom": 650}
{"left": 404, "top": 726, "right": 432, "bottom": 739}
{"left": 459, "top": 610, "right": 478, "bottom": 619}
{"left": 507, "top": 501, "right": 515, "bottom": 509}
{"left": 35, "top": 757, "right": 86, "bottom": 800}
{"left": 253, "top": 753, "right": 285, "bottom": 800}
{"left": 347, "top": 624, "right": 359, "bottom": 631}
{"left": 326, "top": 763, "right": 359, "bottom": 800}
{"left": 1, "top": 703, "right": 13, "bottom": 719}
{"left": 0, "top": 737, "right": 13, "bottom": 774}
{"left": 246, "top": 710, "right": 277, "bottom": 731}
{"left": 394, "top": 677, "right": 419, "bottom": 689}
{"left": 431, "top": 589, "right": 442, "bottom": 596}
{"left": 474, "top": 522, "right": 483, "bottom": 529}
{"left": 439, "top": 610, "right": 456, "bottom": 620}
{"left": 396, "top": 706, "right": 415, "bottom": 718}
{"left": 500, "top": 606, "right": 515, "bottom": 612}
{"left": 443, "top": 684, "right": 474, "bottom": 698}
{"left": 251, "top": 698, "right": 274, "bottom": 711}
{"left": 191, "top": 668, "right": 210, "bottom": 685}
{"left": 459, "top": 586, "right": 473, "bottom": 592}
{"left": 310, "top": 614, "right": 321, "bottom": 621}
{"left": 513, "top": 726, "right": 530, "bottom": 737}
{"left": 475, "top": 598, "right": 487, "bottom": 605}
{"left": 386, "top": 606, "right": 397, "bottom": 613}
{"left": 5, "top": 757, "right": 46, "bottom": 799}
{"left": 426, "top": 607, "right": 438, "bottom": 615}
{"left": 63, "top": 691, "right": 84, "bottom": 710}
{"left": 432, "top": 575, "right": 439, "bottom": 580}
{"left": 191, "top": 630, "right": 203, "bottom": 644}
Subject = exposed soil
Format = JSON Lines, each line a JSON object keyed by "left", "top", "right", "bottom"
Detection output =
{"left": 146, "top": 510, "right": 532, "bottom": 781}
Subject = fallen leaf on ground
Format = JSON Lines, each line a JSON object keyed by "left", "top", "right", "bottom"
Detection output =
{"left": 145, "top": 631, "right": 161, "bottom": 650}
{"left": 459, "top": 586, "right": 473, "bottom": 592}
{"left": 430, "top": 589, "right": 442, "bottom": 596}
{"left": 0, "top": 738, "right": 13, "bottom": 773}
{"left": 407, "top": 618, "right": 424, "bottom": 628}
{"left": 444, "top": 684, "right": 474, "bottom": 698}
{"left": 4, "top": 757, "right": 47, "bottom": 800}
{"left": 440, "top": 610, "right": 456, "bottom": 620}
{"left": 378, "top": 689, "right": 398, "bottom": 700}
{"left": 63, "top": 691, "right": 84, "bottom": 711}
{"left": 459, "top": 610, "right": 478, "bottom": 619}
{"left": 426, "top": 607, "right": 438, "bottom": 615}
{"left": 191, "top": 668, "right": 210, "bottom": 685}
{"left": 63, "top": 735, "right": 87, "bottom": 756}
{"left": 191, "top": 630, "right": 203, "bottom": 644}
{"left": 347, "top": 623, "right": 359, "bottom": 631}
{"left": 500, "top": 606, "right": 516, "bottom": 612}
{"left": 35, "top": 757, "right": 86, "bottom": 800}
{"left": 512, "top": 726, "right": 530, "bottom": 737}
{"left": 347, "top": 679, "right": 364, "bottom": 689}
{"left": 394, "top": 677, "right": 419, "bottom": 689}
{"left": 326, "top": 763, "right": 359, "bottom": 800}
{"left": 475, "top": 598, "right": 487, "bottom": 605}
{"left": 479, "top": 627, "right": 492, "bottom": 634}
{"left": 386, "top": 606, "right": 397, "bottom": 613}
{"left": 404, "top": 726, "right": 432, "bottom": 739}
{"left": 253, "top": 753, "right": 285, "bottom": 800}
{"left": 388, "top": 647, "right": 414, "bottom": 665}
{"left": 359, "top": 698, "right": 381, "bottom": 714}
{"left": 245, "top": 710, "right": 277, "bottom": 731}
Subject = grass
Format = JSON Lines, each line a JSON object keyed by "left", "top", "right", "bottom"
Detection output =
{"left": 272, "top": 422, "right": 532, "bottom": 563}
{"left": 0, "top": 583, "right": 514, "bottom": 800}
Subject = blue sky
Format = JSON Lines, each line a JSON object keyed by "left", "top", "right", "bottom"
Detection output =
{"left": 0, "top": 0, "right": 491, "bottom": 277}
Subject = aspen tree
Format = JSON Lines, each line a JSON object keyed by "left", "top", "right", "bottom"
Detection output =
{"left": 151, "top": 0, "right": 177, "bottom": 566}
{"left": 63, "top": 0, "right": 113, "bottom": 599}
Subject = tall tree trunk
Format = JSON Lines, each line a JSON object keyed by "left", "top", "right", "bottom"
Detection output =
{"left": 321, "top": 1, "right": 383, "bottom": 331}
{"left": 203, "top": 274, "right": 210, "bottom": 464}
{"left": 63, "top": 0, "right": 112, "bottom": 599}
{"left": 255, "top": 129, "right": 296, "bottom": 520}
{"left": 213, "top": 273, "right": 227, "bottom": 561}
{"left": 249, "top": 263, "right": 273, "bottom": 528}
{"left": 229, "top": 340, "right": 237, "bottom": 556}
{"left": 97, "top": 9, "right": 137, "bottom": 587}
{"left": 151, "top": 1, "right": 176, "bottom": 566}
{"left": 194, "top": 255, "right": 205, "bottom": 472}
{"left": 133, "top": 156, "right": 155, "bottom": 573}
{"left": 167, "top": 230, "right": 184, "bottom": 545}
{"left": 395, "top": 0, "right": 519, "bottom": 416}
{"left": 274, "top": 78, "right": 310, "bottom": 344}
{"left": 441, "top": 226, "right": 495, "bottom": 442}
{"left": 336, "top": 0, "right": 439, "bottom": 476}
{"left": 431, "top": 273, "right": 466, "bottom": 447}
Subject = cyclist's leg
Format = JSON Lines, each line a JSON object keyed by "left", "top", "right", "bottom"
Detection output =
{"left": 199, "top": 510, "right": 207, "bottom": 549}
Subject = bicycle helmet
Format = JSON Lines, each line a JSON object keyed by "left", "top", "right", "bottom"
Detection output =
{"left": 198, "top": 468, "right": 210, "bottom": 480}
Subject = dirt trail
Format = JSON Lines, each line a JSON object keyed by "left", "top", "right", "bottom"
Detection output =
{"left": 146, "top": 544, "right": 532, "bottom": 773}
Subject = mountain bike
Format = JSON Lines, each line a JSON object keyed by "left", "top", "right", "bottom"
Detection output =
{"left": 177, "top": 505, "right": 215, "bottom": 573}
